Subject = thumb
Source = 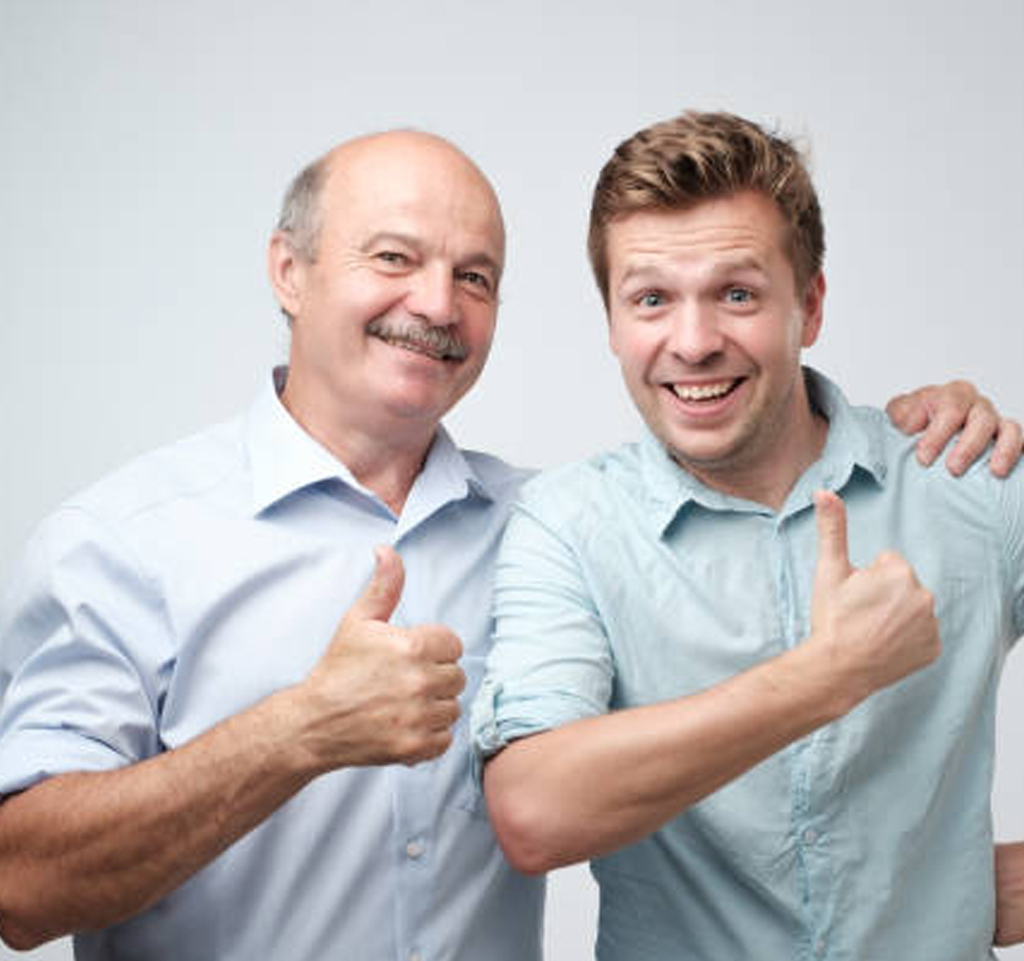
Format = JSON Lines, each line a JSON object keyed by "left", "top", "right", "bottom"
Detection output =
{"left": 813, "top": 490, "right": 853, "bottom": 594}
{"left": 348, "top": 545, "right": 405, "bottom": 623}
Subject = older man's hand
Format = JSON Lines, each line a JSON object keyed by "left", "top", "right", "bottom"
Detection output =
{"left": 297, "top": 546, "right": 465, "bottom": 770}
{"left": 886, "top": 380, "right": 1022, "bottom": 477}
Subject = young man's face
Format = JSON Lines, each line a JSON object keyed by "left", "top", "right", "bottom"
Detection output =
{"left": 606, "top": 190, "right": 825, "bottom": 500}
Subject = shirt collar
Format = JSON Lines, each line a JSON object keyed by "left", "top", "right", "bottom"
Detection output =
{"left": 245, "top": 367, "right": 495, "bottom": 517}
{"left": 802, "top": 366, "right": 888, "bottom": 494}
{"left": 640, "top": 367, "right": 889, "bottom": 535}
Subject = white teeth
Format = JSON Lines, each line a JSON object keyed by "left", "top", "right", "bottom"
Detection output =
{"left": 672, "top": 381, "right": 735, "bottom": 401}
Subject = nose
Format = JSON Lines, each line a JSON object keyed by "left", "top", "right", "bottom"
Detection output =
{"left": 406, "top": 263, "right": 458, "bottom": 327}
{"left": 667, "top": 300, "right": 724, "bottom": 364}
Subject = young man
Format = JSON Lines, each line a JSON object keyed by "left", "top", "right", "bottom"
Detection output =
{"left": 476, "top": 111, "right": 1024, "bottom": 959}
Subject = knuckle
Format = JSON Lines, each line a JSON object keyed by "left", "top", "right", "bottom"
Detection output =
{"left": 434, "top": 730, "right": 454, "bottom": 755}
{"left": 929, "top": 408, "right": 959, "bottom": 431}
{"left": 403, "top": 666, "right": 435, "bottom": 700}
{"left": 401, "top": 631, "right": 427, "bottom": 660}
{"left": 427, "top": 625, "right": 463, "bottom": 660}
{"left": 969, "top": 401, "right": 998, "bottom": 422}
{"left": 436, "top": 700, "right": 460, "bottom": 729}
{"left": 874, "top": 549, "right": 905, "bottom": 570}
{"left": 404, "top": 674, "right": 429, "bottom": 700}
{"left": 396, "top": 729, "right": 430, "bottom": 761}
{"left": 1002, "top": 418, "right": 1023, "bottom": 439}
{"left": 403, "top": 731, "right": 452, "bottom": 765}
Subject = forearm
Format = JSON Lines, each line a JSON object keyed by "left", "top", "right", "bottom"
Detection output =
{"left": 484, "top": 641, "right": 855, "bottom": 874}
{"left": 0, "top": 686, "right": 317, "bottom": 949}
{"left": 0, "top": 546, "right": 465, "bottom": 949}
{"left": 995, "top": 841, "right": 1024, "bottom": 946}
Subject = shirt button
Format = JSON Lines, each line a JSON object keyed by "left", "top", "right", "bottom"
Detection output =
{"left": 815, "top": 937, "right": 827, "bottom": 956}
{"left": 406, "top": 840, "right": 425, "bottom": 859}
{"left": 409, "top": 952, "right": 422, "bottom": 961}
{"left": 803, "top": 828, "right": 818, "bottom": 845}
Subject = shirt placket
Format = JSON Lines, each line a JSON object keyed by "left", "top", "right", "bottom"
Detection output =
{"left": 392, "top": 761, "right": 435, "bottom": 961}
{"left": 775, "top": 513, "right": 837, "bottom": 961}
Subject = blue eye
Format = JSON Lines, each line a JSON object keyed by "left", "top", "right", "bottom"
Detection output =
{"left": 638, "top": 292, "right": 664, "bottom": 308}
{"left": 376, "top": 251, "right": 408, "bottom": 266}
{"left": 725, "top": 287, "right": 753, "bottom": 304}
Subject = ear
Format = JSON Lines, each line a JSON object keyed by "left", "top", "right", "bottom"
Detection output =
{"left": 267, "top": 232, "right": 305, "bottom": 320}
{"left": 800, "top": 271, "right": 826, "bottom": 348}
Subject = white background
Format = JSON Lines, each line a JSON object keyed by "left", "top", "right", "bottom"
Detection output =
{"left": 1, "top": 1, "right": 1021, "bottom": 958}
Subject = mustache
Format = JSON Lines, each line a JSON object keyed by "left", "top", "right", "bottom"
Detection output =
{"left": 366, "top": 318, "right": 468, "bottom": 362}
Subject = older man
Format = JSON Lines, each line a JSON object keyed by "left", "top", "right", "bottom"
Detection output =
{"left": 476, "top": 111, "right": 1024, "bottom": 959}
{"left": 0, "top": 128, "right": 1013, "bottom": 959}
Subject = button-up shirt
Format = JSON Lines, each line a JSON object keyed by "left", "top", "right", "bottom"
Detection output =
{"left": 0, "top": 369, "right": 543, "bottom": 961}
{"left": 473, "top": 369, "right": 1024, "bottom": 961}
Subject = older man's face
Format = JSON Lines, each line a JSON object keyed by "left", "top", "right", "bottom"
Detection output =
{"left": 275, "top": 133, "right": 505, "bottom": 443}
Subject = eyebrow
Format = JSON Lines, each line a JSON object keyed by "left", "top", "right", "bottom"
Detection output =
{"left": 361, "top": 230, "right": 420, "bottom": 253}
{"left": 362, "top": 231, "right": 503, "bottom": 279}
{"left": 616, "top": 254, "right": 769, "bottom": 290}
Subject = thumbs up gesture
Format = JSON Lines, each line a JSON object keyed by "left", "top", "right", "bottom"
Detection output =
{"left": 298, "top": 546, "right": 466, "bottom": 770}
{"left": 809, "top": 491, "right": 940, "bottom": 707}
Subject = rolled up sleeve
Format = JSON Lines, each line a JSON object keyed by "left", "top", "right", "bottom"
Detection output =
{"left": 471, "top": 487, "right": 614, "bottom": 775}
{"left": 0, "top": 506, "right": 171, "bottom": 795}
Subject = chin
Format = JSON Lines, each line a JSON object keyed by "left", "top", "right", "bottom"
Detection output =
{"left": 661, "top": 431, "right": 748, "bottom": 471}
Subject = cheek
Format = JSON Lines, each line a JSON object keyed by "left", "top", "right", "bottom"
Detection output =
{"left": 337, "top": 273, "right": 410, "bottom": 321}
{"left": 746, "top": 315, "right": 803, "bottom": 364}
{"left": 610, "top": 321, "right": 659, "bottom": 371}
{"left": 462, "top": 307, "right": 497, "bottom": 354}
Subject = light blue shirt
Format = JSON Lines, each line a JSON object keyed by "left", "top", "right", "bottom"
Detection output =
{"left": 0, "top": 368, "right": 543, "bottom": 961}
{"left": 473, "top": 370, "right": 1024, "bottom": 961}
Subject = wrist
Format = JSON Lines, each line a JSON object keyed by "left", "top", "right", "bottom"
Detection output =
{"left": 247, "top": 685, "right": 326, "bottom": 781}
{"left": 768, "top": 639, "right": 864, "bottom": 725}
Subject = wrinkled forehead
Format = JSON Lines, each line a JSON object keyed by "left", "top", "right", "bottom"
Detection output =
{"left": 322, "top": 134, "right": 505, "bottom": 263}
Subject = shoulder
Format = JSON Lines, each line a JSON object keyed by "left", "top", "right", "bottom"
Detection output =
{"left": 461, "top": 449, "right": 536, "bottom": 503}
{"left": 66, "top": 415, "right": 247, "bottom": 528}
{"left": 513, "top": 443, "right": 645, "bottom": 529}
{"left": 851, "top": 400, "right": 1020, "bottom": 529}
{"left": 9, "top": 415, "right": 248, "bottom": 592}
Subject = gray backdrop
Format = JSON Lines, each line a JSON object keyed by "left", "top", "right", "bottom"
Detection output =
{"left": 2, "top": 1, "right": 1021, "bottom": 958}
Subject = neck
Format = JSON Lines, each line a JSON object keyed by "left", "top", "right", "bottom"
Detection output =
{"left": 680, "top": 378, "right": 829, "bottom": 512}
{"left": 690, "top": 412, "right": 828, "bottom": 511}
{"left": 280, "top": 380, "right": 436, "bottom": 516}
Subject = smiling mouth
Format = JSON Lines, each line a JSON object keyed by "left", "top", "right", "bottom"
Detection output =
{"left": 668, "top": 379, "right": 742, "bottom": 402}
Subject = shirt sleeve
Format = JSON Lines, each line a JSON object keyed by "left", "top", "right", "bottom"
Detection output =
{"left": 0, "top": 506, "right": 171, "bottom": 795}
{"left": 471, "top": 489, "right": 615, "bottom": 768}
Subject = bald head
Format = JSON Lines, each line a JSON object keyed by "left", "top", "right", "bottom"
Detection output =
{"left": 267, "top": 128, "right": 506, "bottom": 452}
{"left": 276, "top": 130, "right": 504, "bottom": 270}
